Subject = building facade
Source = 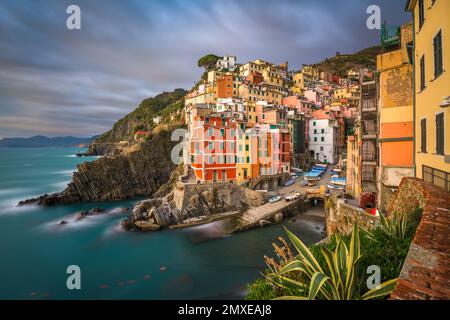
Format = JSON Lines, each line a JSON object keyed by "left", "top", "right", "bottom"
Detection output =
{"left": 309, "top": 118, "right": 339, "bottom": 164}
{"left": 406, "top": 0, "right": 450, "bottom": 192}
{"left": 377, "top": 22, "right": 415, "bottom": 211}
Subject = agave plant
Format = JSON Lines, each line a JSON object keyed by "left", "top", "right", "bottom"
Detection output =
{"left": 266, "top": 223, "right": 398, "bottom": 300}
{"left": 378, "top": 212, "right": 408, "bottom": 241}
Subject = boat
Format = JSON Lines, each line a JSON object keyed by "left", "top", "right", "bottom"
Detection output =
{"left": 304, "top": 171, "right": 321, "bottom": 182}
{"left": 329, "top": 177, "right": 346, "bottom": 186}
{"left": 284, "top": 178, "right": 295, "bottom": 187}
{"left": 331, "top": 168, "right": 342, "bottom": 175}
{"left": 327, "top": 184, "right": 345, "bottom": 190}
{"left": 291, "top": 167, "right": 304, "bottom": 173}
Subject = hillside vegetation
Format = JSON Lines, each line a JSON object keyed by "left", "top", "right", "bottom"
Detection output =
{"left": 94, "top": 89, "right": 187, "bottom": 144}
{"left": 312, "top": 45, "right": 381, "bottom": 77}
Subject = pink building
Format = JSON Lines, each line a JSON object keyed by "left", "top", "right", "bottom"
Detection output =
{"left": 283, "top": 96, "right": 313, "bottom": 144}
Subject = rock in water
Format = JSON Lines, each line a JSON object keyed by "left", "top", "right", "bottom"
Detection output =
{"left": 133, "top": 220, "right": 161, "bottom": 231}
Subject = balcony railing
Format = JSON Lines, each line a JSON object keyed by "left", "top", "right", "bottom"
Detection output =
{"left": 423, "top": 165, "right": 450, "bottom": 192}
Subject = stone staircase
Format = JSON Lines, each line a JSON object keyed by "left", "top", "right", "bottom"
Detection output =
{"left": 224, "top": 197, "right": 302, "bottom": 233}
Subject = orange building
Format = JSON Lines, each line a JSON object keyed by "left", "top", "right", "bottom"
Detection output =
{"left": 216, "top": 75, "right": 233, "bottom": 99}
{"left": 377, "top": 22, "right": 414, "bottom": 211}
{"left": 190, "top": 114, "right": 237, "bottom": 182}
{"left": 247, "top": 72, "right": 264, "bottom": 85}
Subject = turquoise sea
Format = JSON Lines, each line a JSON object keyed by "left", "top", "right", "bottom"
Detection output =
{"left": 0, "top": 148, "right": 324, "bottom": 300}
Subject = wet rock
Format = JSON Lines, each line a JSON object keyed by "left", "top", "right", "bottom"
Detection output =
{"left": 59, "top": 220, "right": 68, "bottom": 225}
{"left": 160, "top": 266, "right": 167, "bottom": 272}
{"left": 274, "top": 212, "right": 284, "bottom": 223}
{"left": 133, "top": 220, "right": 161, "bottom": 231}
{"left": 75, "top": 207, "right": 105, "bottom": 221}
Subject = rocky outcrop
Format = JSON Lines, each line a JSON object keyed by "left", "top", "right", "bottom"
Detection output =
{"left": 123, "top": 181, "right": 266, "bottom": 231}
{"left": 19, "top": 130, "right": 178, "bottom": 206}
{"left": 83, "top": 143, "right": 126, "bottom": 156}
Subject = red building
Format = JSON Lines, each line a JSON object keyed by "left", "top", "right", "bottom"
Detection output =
{"left": 190, "top": 114, "right": 237, "bottom": 182}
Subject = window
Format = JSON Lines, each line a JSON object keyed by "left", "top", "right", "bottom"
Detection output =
{"left": 436, "top": 113, "right": 444, "bottom": 155}
{"left": 314, "top": 129, "right": 317, "bottom": 134}
{"left": 421, "top": 119, "right": 427, "bottom": 153}
{"left": 321, "top": 129, "right": 325, "bottom": 134}
{"left": 419, "top": 0, "right": 424, "bottom": 28}
{"left": 320, "top": 146, "right": 324, "bottom": 151}
{"left": 420, "top": 55, "right": 426, "bottom": 90}
{"left": 313, "top": 121, "right": 316, "bottom": 126}
{"left": 314, "top": 137, "right": 317, "bottom": 142}
{"left": 433, "top": 30, "right": 443, "bottom": 78}
{"left": 321, "top": 137, "right": 325, "bottom": 142}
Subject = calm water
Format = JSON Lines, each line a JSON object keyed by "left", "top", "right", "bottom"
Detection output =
{"left": 0, "top": 148, "right": 324, "bottom": 300}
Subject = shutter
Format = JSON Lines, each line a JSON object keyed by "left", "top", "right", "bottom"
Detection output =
{"left": 438, "top": 32, "right": 443, "bottom": 74}
{"left": 434, "top": 36, "right": 438, "bottom": 77}
{"left": 420, "top": 56, "right": 425, "bottom": 89}
{"left": 439, "top": 114, "right": 444, "bottom": 154}
{"left": 421, "top": 119, "right": 427, "bottom": 152}
{"left": 436, "top": 114, "right": 444, "bottom": 155}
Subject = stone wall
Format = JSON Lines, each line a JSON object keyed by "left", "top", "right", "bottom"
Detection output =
{"left": 177, "top": 181, "right": 265, "bottom": 212}
{"left": 390, "top": 178, "right": 450, "bottom": 300}
{"left": 325, "top": 196, "right": 378, "bottom": 236}
{"left": 388, "top": 177, "right": 427, "bottom": 217}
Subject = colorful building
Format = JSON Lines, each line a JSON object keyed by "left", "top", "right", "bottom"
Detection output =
{"left": 406, "top": 0, "right": 450, "bottom": 192}
{"left": 346, "top": 131, "right": 362, "bottom": 199}
{"left": 190, "top": 114, "right": 237, "bottom": 183}
{"left": 216, "top": 74, "right": 234, "bottom": 99}
{"left": 377, "top": 22, "right": 415, "bottom": 211}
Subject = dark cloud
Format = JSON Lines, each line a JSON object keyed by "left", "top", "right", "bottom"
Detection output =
{"left": 0, "top": 0, "right": 409, "bottom": 138}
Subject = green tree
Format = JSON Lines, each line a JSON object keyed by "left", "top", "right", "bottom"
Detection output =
{"left": 198, "top": 54, "right": 221, "bottom": 70}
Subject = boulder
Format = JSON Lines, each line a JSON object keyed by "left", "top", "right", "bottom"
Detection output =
{"left": 134, "top": 220, "right": 161, "bottom": 231}
{"left": 274, "top": 212, "right": 284, "bottom": 223}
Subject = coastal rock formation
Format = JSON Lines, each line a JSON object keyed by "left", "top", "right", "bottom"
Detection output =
{"left": 123, "top": 180, "right": 266, "bottom": 231}
{"left": 19, "top": 130, "right": 178, "bottom": 206}
{"left": 83, "top": 143, "right": 126, "bottom": 156}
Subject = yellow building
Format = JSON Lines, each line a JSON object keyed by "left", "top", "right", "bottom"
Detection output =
{"left": 236, "top": 127, "right": 252, "bottom": 185}
{"left": 406, "top": 0, "right": 450, "bottom": 192}
{"left": 292, "top": 72, "right": 304, "bottom": 95}
{"left": 346, "top": 132, "right": 361, "bottom": 199}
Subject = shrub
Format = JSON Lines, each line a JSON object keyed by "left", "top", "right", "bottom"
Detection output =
{"left": 246, "top": 208, "right": 422, "bottom": 300}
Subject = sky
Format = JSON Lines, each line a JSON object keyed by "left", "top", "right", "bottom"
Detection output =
{"left": 0, "top": 0, "right": 410, "bottom": 138}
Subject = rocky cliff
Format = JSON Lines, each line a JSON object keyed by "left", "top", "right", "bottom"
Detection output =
{"left": 85, "top": 89, "right": 187, "bottom": 156}
{"left": 19, "top": 129, "right": 178, "bottom": 206}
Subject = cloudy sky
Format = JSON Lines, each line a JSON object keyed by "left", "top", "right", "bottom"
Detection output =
{"left": 0, "top": 0, "right": 410, "bottom": 138}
